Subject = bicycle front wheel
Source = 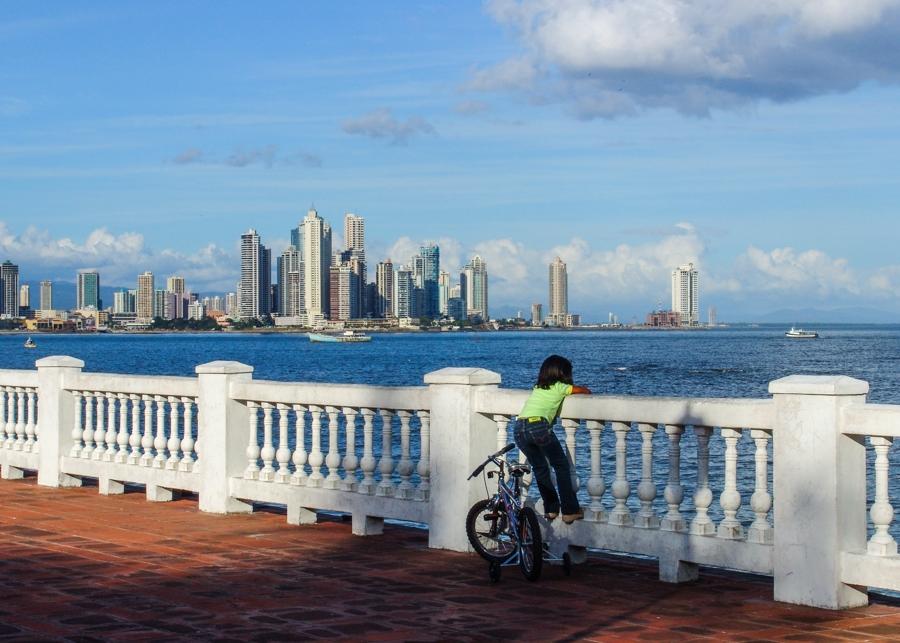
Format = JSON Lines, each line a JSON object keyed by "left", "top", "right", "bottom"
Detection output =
{"left": 466, "top": 499, "right": 515, "bottom": 562}
{"left": 517, "top": 506, "right": 543, "bottom": 581}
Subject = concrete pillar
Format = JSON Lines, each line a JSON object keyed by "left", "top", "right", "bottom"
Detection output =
{"left": 196, "top": 361, "right": 254, "bottom": 514}
{"left": 35, "top": 356, "right": 85, "bottom": 488}
{"left": 770, "top": 375, "right": 869, "bottom": 609}
{"left": 424, "top": 367, "right": 501, "bottom": 552}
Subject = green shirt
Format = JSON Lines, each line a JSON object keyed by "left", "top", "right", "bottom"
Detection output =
{"left": 519, "top": 382, "right": 574, "bottom": 422}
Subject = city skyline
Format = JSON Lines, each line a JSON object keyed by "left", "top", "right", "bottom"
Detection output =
{"left": 3, "top": 3, "right": 900, "bottom": 320}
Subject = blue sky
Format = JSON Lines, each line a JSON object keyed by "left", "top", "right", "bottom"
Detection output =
{"left": 3, "top": 1, "right": 900, "bottom": 321}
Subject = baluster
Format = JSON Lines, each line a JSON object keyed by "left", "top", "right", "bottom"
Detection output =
{"left": 585, "top": 420, "right": 606, "bottom": 522}
{"left": 376, "top": 409, "right": 395, "bottom": 497}
{"left": 690, "top": 426, "right": 715, "bottom": 535}
{"left": 179, "top": 397, "right": 195, "bottom": 471}
{"left": 562, "top": 418, "right": 580, "bottom": 492}
{"left": 104, "top": 393, "right": 117, "bottom": 461}
{"left": 259, "top": 403, "right": 276, "bottom": 481}
{"left": 635, "top": 423, "right": 660, "bottom": 529}
{"left": 81, "top": 392, "right": 95, "bottom": 458}
{"left": 14, "top": 387, "right": 26, "bottom": 451}
{"left": 306, "top": 405, "right": 324, "bottom": 487}
{"left": 416, "top": 410, "right": 431, "bottom": 501}
{"left": 153, "top": 395, "right": 167, "bottom": 468}
{"left": 115, "top": 394, "right": 129, "bottom": 464}
{"left": 868, "top": 437, "right": 897, "bottom": 556}
{"left": 0, "top": 388, "right": 6, "bottom": 450}
{"left": 128, "top": 394, "right": 141, "bottom": 464}
{"left": 166, "top": 396, "right": 181, "bottom": 470}
{"left": 290, "top": 404, "right": 308, "bottom": 485}
{"left": 518, "top": 445, "right": 533, "bottom": 501}
{"left": 609, "top": 421, "right": 632, "bottom": 526}
{"left": 493, "top": 414, "right": 509, "bottom": 457}
{"left": 746, "top": 429, "right": 773, "bottom": 544}
{"left": 341, "top": 407, "right": 359, "bottom": 492}
{"left": 4, "top": 387, "right": 15, "bottom": 448}
{"left": 140, "top": 395, "right": 154, "bottom": 466}
{"left": 661, "top": 424, "right": 686, "bottom": 532}
{"left": 275, "top": 404, "right": 291, "bottom": 483}
{"left": 717, "top": 427, "right": 744, "bottom": 539}
{"left": 69, "top": 390, "right": 84, "bottom": 457}
{"left": 358, "top": 408, "right": 377, "bottom": 495}
{"left": 244, "top": 401, "right": 260, "bottom": 479}
{"left": 395, "top": 410, "right": 414, "bottom": 499}
{"left": 323, "top": 406, "right": 342, "bottom": 489}
{"left": 90, "top": 392, "right": 106, "bottom": 460}
{"left": 24, "top": 389, "right": 36, "bottom": 451}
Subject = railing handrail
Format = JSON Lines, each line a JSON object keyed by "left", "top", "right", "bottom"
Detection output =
{"left": 0, "top": 368, "right": 39, "bottom": 388}
{"left": 476, "top": 387, "right": 775, "bottom": 429}
{"left": 66, "top": 372, "right": 200, "bottom": 398}
{"left": 230, "top": 379, "right": 430, "bottom": 411}
{"left": 842, "top": 402, "right": 900, "bottom": 438}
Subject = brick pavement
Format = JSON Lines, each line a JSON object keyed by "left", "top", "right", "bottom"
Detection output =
{"left": 0, "top": 476, "right": 898, "bottom": 642}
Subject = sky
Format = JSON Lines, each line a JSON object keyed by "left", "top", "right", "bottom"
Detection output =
{"left": 3, "top": 0, "right": 900, "bottom": 322}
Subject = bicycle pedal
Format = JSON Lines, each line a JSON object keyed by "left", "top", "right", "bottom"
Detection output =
{"left": 482, "top": 513, "right": 501, "bottom": 521}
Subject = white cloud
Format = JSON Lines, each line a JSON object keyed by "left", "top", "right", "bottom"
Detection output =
{"left": 342, "top": 108, "right": 436, "bottom": 145}
{"left": 385, "top": 236, "right": 462, "bottom": 271}
{"left": 477, "top": 0, "right": 900, "bottom": 117}
{"left": 735, "top": 245, "right": 859, "bottom": 296}
{"left": 869, "top": 265, "right": 900, "bottom": 296}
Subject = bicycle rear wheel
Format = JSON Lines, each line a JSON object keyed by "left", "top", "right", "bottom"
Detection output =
{"left": 517, "top": 506, "right": 543, "bottom": 581}
{"left": 466, "top": 499, "right": 515, "bottom": 562}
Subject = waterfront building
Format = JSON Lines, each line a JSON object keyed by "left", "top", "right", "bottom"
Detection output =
{"left": 166, "top": 276, "right": 186, "bottom": 296}
{"left": 112, "top": 288, "right": 134, "bottom": 314}
{"left": 187, "top": 301, "right": 206, "bottom": 321}
{"left": 40, "top": 281, "right": 53, "bottom": 312}
{"left": 376, "top": 260, "right": 394, "bottom": 318}
{"left": 153, "top": 289, "right": 167, "bottom": 320}
{"left": 225, "top": 292, "right": 237, "bottom": 317}
{"left": 461, "top": 255, "right": 488, "bottom": 321}
{"left": 672, "top": 263, "right": 700, "bottom": 326}
{"left": 208, "top": 296, "right": 224, "bottom": 314}
{"left": 438, "top": 271, "right": 450, "bottom": 316}
{"left": 548, "top": 257, "right": 568, "bottom": 327}
{"left": 162, "top": 291, "right": 179, "bottom": 320}
{"left": 239, "top": 229, "right": 272, "bottom": 320}
{"left": 329, "top": 263, "right": 359, "bottom": 321}
{"left": 447, "top": 296, "right": 465, "bottom": 321}
{"left": 0, "top": 260, "right": 19, "bottom": 318}
{"left": 417, "top": 243, "right": 440, "bottom": 319}
{"left": 393, "top": 265, "right": 413, "bottom": 319}
{"left": 645, "top": 310, "right": 681, "bottom": 327}
{"left": 277, "top": 247, "right": 303, "bottom": 317}
{"left": 302, "top": 208, "right": 332, "bottom": 322}
{"left": 342, "top": 213, "right": 367, "bottom": 315}
{"left": 531, "top": 303, "right": 542, "bottom": 327}
{"left": 708, "top": 306, "right": 717, "bottom": 327}
{"left": 19, "top": 284, "right": 30, "bottom": 311}
{"left": 76, "top": 271, "right": 100, "bottom": 311}
{"left": 136, "top": 272, "right": 154, "bottom": 322}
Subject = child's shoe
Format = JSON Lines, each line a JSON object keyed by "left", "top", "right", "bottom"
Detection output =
{"left": 562, "top": 508, "right": 584, "bottom": 524}
{"left": 544, "top": 512, "right": 558, "bottom": 520}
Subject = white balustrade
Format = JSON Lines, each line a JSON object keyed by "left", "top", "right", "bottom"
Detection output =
{"left": 868, "top": 436, "right": 897, "bottom": 556}
{"left": 416, "top": 410, "right": 430, "bottom": 501}
{"left": 585, "top": 420, "right": 605, "bottom": 522}
{"left": 152, "top": 395, "right": 167, "bottom": 468}
{"left": 14, "top": 388, "right": 25, "bottom": 451}
{"left": 493, "top": 414, "right": 509, "bottom": 456}
{"left": 290, "top": 404, "right": 308, "bottom": 486}
{"left": 341, "top": 407, "right": 359, "bottom": 492}
{"left": 259, "top": 403, "right": 276, "bottom": 481}
{"left": 180, "top": 397, "right": 195, "bottom": 471}
{"left": 91, "top": 392, "right": 106, "bottom": 460}
{"left": 718, "top": 427, "right": 744, "bottom": 540}
{"left": 140, "top": 395, "right": 154, "bottom": 466}
{"left": 690, "top": 426, "right": 715, "bottom": 536}
{"left": 70, "top": 390, "right": 83, "bottom": 457}
{"left": 635, "top": 423, "right": 659, "bottom": 529}
{"left": 24, "top": 389, "right": 37, "bottom": 452}
{"left": 395, "top": 411, "right": 414, "bottom": 499}
{"left": 244, "top": 401, "right": 260, "bottom": 479}
{"left": 661, "top": 424, "right": 686, "bottom": 532}
{"left": 166, "top": 396, "right": 181, "bottom": 470}
{"left": 358, "top": 408, "right": 377, "bottom": 495}
{"left": 376, "top": 409, "right": 395, "bottom": 497}
{"left": 307, "top": 405, "right": 324, "bottom": 487}
{"left": 275, "top": 404, "right": 291, "bottom": 483}
{"left": 562, "top": 418, "right": 579, "bottom": 490}
{"left": 82, "top": 392, "right": 95, "bottom": 458}
{"left": 609, "top": 421, "right": 632, "bottom": 526}
{"left": 128, "top": 394, "right": 141, "bottom": 464}
{"left": 104, "top": 393, "right": 117, "bottom": 461}
{"left": 323, "top": 406, "right": 341, "bottom": 489}
{"left": 747, "top": 429, "right": 773, "bottom": 544}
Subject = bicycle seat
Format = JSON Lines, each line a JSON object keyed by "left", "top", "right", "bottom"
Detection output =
{"left": 509, "top": 463, "right": 531, "bottom": 477}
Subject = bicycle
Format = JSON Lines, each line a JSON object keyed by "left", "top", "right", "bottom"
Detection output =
{"left": 466, "top": 443, "right": 572, "bottom": 582}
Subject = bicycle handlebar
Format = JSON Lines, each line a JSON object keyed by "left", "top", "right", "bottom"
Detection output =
{"left": 467, "top": 443, "right": 516, "bottom": 480}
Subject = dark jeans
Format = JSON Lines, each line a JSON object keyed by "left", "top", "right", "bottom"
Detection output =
{"left": 514, "top": 418, "right": 580, "bottom": 515}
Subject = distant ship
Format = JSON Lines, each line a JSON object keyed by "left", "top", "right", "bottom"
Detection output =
{"left": 308, "top": 330, "right": 372, "bottom": 343}
{"left": 785, "top": 327, "right": 818, "bottom": 339}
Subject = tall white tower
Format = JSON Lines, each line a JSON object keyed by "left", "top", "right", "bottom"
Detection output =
{"left": 462, "top": 255, "right": 488, "bottom": 321}
{"left": 343, "top": 213, "right": 365, "bottom": 256}
{"left": 136, "top": 271, "right": 155, "bottom": 322}
{"left": 302, "top": 208, "right": 333, "bottom": 320}
{"left": 672, "top": 263, "right": 700, "bottom": 326}
{"left": 240, "top": 229, "right": 271, "bottom": 320}
{"left": 548, "top": 257, "right": 568, "bottom": 326}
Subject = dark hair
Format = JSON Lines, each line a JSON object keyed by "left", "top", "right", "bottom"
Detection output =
{"left": 536, "top": 354, "right": 573, "bottom": 389}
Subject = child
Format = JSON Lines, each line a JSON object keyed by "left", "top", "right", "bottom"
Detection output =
{"left": 515, "top": 355, "right": 591, "bottom": 524}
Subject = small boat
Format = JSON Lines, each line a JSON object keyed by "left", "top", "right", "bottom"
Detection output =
{"left": 785, "top": 327, "right": 818, "bottom": 339}
{"left": 308, "top": 330, "right": 372, "bottom": 343}
{"left": 23, "top": 337, "right": 37, "bottom": 349}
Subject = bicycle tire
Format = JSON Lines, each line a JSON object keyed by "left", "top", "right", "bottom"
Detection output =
{"left": 517, "top": 506, "right": 543, "bottom": 581}
{"left": 466, "top": 499, "right": 515, "bottom": 562}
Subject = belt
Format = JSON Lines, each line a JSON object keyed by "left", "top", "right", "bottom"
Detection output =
{"left": 523, "top": 416, "right": 546, "bottom": 423}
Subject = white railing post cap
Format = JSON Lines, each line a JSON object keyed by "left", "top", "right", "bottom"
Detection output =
{"left": 195, "top": 361, "right": 254, "bottom": 375}
{"left": 768, "top": 375, "right": 868, "bottom": 396}
{"left": 35, "top": 356, "right": 85, "bottom": 369}
{"left": 424, "top": 367, "right": 501, "bottom": 386}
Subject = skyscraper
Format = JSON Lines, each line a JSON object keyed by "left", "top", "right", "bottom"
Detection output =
{"left": 461, "top": 255, "right": 488, "bottom": 321}
{"left": 672, "top": 263, "right": 700, "bottom": 326}
{"left": 0, "top": 260, "right": 19, "bottom": 317}
{"left": 342, "top": 213, "right": 366, "bottom": 315}
{"left": 239, "top": 229, "right": 272, "bottom": 320}
{"left": 548, "top": 257, "right": 568, "bottom": 326}
{"left": 112, "top": 288, "right": 134, "bottom": 314}
{"left": 40, "top": 281, "right": 53, "bottom": 311}
{"left": 166, "top": 276, "right": 185, "bottom": 295}
{"left": 19, "top": 284, "right": 30, "bottom": 311}
{"left": 393, "top": 265, "right": 413, "bottom": 319}
{"left": 376, "top": 260, "right": 394, "bottom": 318}
{"left": 277, "top": 247, "right": 302, "bottom": 317}
{"left": 418, "top": 243, "right": 440, "bottom": 319}
{"left": 136, "top": 271, "right": 155, "bottom": 322}
{"left": 329, "top": 263, "right": 358, "bottom": 321}
{"left": 344, "top": 213, "right": 365, "bottom": 255}
{"left": 302, "top": 208, "right": 332, "bottom": 320}
{"left": 531, "top": 303, "right": 543, "bottom": 327}
{"left": 76, "top": 271, "right": 100, "bottom": 310}
{"left": 438, "top": 270, "right": 450, "bottom": 316}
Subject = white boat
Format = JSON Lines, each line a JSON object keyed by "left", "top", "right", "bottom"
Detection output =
{"left": 785, "top": 327, "right": 818, "bottom": 339}
{"left": 23, "top": 337, "right": 37, "bottom": 349}
{"left": 308, "top": 330, "right": 372, "bottom": 343}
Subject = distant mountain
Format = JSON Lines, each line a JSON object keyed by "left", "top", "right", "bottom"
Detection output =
{"left": 749, "top": 307, "right": 899, "bottom": 324}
